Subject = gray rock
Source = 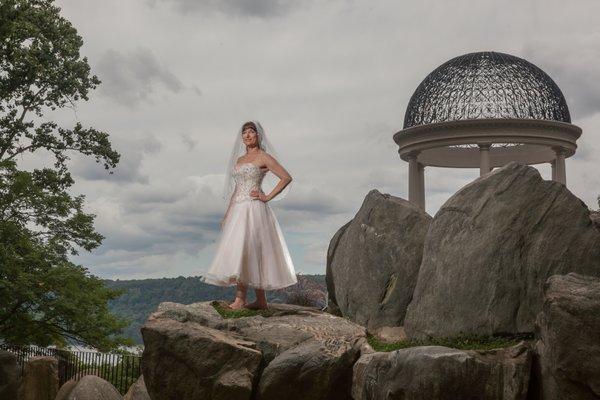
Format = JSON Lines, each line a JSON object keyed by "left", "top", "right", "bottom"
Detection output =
{"left": 326, "top": 219, "right": 351, "bottom": 317}
{"left": 352, "top": 343, "right": 532, "bottom": 400}
{"left": 0, "top": 350, "right": 20, "bottom": 400}
{"left": 123, "top": 375, "right": 150, "bottom": 400}
{"left": 141, "top": 300, "right": 366, "bottom": 400}
{"left": 534, "top": 273, "right": 600, "bottom": 400}
{"left": 19, "top": 356, "right": 58, "bottom": 400}
{"left": 142, "top": 315, "right": 261, "bottom": 400}
{"left": 405, "top": 162, "right": 600, "bottom": 338}
{"left": 370, "top": 326, "right": 407, "bottom": 343}
{"left": 55, "top": 380, "right": 77, "bottom": 400}
{"left": 327, "top": 189, "right": 432, "bottom": 330}
{"left": 66, "top": 375, "right": 122, "bottom": 400}
{"left": 591, "top": 210, "right": 600, "bottom": 230}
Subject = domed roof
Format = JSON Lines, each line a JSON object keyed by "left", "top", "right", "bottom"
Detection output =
{"left": 403, "top": 51, "right": 571, "bottom": 130}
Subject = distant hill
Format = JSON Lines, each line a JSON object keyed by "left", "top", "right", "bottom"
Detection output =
{"left": 104, "top": 274, "right": 327, "bottom": 344}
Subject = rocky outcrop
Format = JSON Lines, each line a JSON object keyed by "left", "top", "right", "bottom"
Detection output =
{"left": 0, "top": 350, "right": 20, "bottom": 400}
{"left": 19, "top": 356, "right": 58, "bottom": 400}
{"left": 352, "top": 343, "right": 532, "bottom": 400}
{"left": 534, "top": 273, "right": 600, "bottom": 400}
{"left": 325, "top": 220, "right": 351, "bottom": 317}
{"left": 65, "top": 375, "right": 122, "bottom": 400}
{"left": 591, "top": 210, "right": 600, "bottom": 230}
{"left": 55, "top": 380, "right": 77, "bottom": 400}
{"left": 327, "top": 189, "right": 431, "bottom": 330}
{"left": 141, "top": 300, "right": 367, "bottom": 400}
{"left": 124, "top": 375, "right": 150, "bottom": 400}
{"left": 405, "top": 162, "right": 600, "bottom": 338}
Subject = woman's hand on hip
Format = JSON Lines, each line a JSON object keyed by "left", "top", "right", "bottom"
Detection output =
{"left": 250, "top": 189, "right": 269, "bottom": 202}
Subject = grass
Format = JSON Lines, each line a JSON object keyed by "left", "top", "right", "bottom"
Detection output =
{"left": 366, "top": 332, "right": 534, "bottom": 352}
{"left": 211, "top": 300, "right": 276, "bottom": 318}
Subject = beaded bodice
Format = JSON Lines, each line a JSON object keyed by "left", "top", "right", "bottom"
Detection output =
{"left": 231, "top": 163, "right": 267, "bottom": 203}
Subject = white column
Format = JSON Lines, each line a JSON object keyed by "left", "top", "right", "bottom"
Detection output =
{"left": 417, "top": 162, "right": 425, "bottom": 210}
{"left": 407, "top": 153, "right": 420, "bottom": 207}
{"left": 479, "top": 143, "right": 491, "bottom": 176}
{"left": 553, "top": 147, "right": 566, "bottom": 185}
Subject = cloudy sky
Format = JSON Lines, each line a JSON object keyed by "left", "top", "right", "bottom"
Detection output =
{"left": 29, "top": 0, "right": 600, "bottom": 279}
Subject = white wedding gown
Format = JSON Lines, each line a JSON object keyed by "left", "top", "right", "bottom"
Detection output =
{"left": 202, "top": 162, "right": 297, "bottom": 290}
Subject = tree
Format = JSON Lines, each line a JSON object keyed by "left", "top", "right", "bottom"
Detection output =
{"left": 0, "top": 0, "right": 129, "bottom": 350}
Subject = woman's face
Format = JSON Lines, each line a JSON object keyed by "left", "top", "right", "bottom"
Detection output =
{"left": 242, "top": 127, "right": 259, "bottom": 148}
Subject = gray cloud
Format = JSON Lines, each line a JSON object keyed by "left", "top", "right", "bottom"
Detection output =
{"left": 522, "top": 36, "right": 600, "bottom": 120}
{"left": 56, "top": 0, "right": 600, "bottom": 279}
{"left": 146, "top": 0, "right": 308, "bottom": 18}
{"left": 95, "top": 48, "right": 184, "bottom": 107}
{"left": 179, "top": 132, "right": 198, "bottom": 150}
{"left": 71, "top": 133, "right": 162, "bottom": 183}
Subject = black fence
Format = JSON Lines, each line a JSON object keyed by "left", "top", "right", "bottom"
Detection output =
{"left": 0, "top": 344, "right": 142, "bottom": 395}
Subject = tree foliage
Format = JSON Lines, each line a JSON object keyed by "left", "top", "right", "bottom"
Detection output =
{"left": 0, "top": 0, "right": 128, "bottom": 350}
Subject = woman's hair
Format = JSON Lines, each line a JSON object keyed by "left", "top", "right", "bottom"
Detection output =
{"left": 242, "top": 121, "right": 257, "bottom": 133}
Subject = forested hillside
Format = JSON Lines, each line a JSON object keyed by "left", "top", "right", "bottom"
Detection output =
{"left": 105, "top": 274, "right": 327, "bottom": 344}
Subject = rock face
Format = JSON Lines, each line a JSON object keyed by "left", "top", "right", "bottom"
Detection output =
{"left": 534, "top": 273, "right": 600, "bottom": 400}
{"left": 66, "top": 375, "right": 122, "bottom": 400}
{"left": 55, "top": 380, "right": 77, "bottom": 400}
{"left": 19, "top": 356, "right": 58, "bottom": 400}
{"left": 352, "top": 343, "right": 532, "bottom": 400}
{"left": 591, "top": 210, "right": 600, "bottom": 229}
{"left": 124, "top": 375, "right": 150, "bottom": 400}
{"left": 0, "top": 350, "right": 20, "bottom": 400}
{"left": 141, "top": 301, "right": 366, "bottom": 400}
{"left": 405, "top": 162, "right": 600, "bottom": 338}
{"left": 326, "top": 189, "right": 432, "bottom": 330}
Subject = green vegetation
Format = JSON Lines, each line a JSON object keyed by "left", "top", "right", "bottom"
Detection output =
{"left": 0, "top": 0, "right": 127, "bottom": 350}
{"left": 211, "top": 300, "right": 275, "bottom": 318}
{"left": 366, "top": 332, "right": 534, "bottom": 352}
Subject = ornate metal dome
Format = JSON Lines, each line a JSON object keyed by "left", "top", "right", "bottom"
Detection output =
{"left": 403, "top": 51, "right": 571, "bottom": 129}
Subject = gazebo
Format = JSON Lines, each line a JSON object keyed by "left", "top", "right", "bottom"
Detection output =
{"left": 393, "top": 51, "right": 581, "bottom": 210}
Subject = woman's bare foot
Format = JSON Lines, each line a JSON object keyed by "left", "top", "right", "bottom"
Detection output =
{"left": 243, "top": 300, "right": 268, "bottom": 310}
{"left": 229, "top": 298, "right": 246, "bottom": 310}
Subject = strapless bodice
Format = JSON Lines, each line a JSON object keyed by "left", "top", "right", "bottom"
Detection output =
{"left": 231, "top": 163, "right": 267, "bottom": 203}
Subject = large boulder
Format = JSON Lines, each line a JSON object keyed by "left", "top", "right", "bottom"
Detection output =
{"left": 123, "top": 375, "right": 150, "bottom": 400}
{"left": 0, "top": 350, "right": 20, "bottom": 400}
{"left": 66, "top": 375, "right": 122, "bottom": 400}
{"left": 591, "top": 210, "right": 600, "bottom": 229}
{"left": 405, "top": 162, "right": 600, "bottom": 338}
{"left": 534, "top": 273, "right": 600, "bottom": 400}
{"left": 141, "top": 300, "right": 366, "bottom": 400}
{"left": 352, "top": 343, "right": 532, "bottom": 400}
{"left": 19, "top": 356, "right": 58, "bottom": 400}
{"left": 326, "top": 189, "right": 431, "bottom": 330}
{"left": 55, "top": 380, "right": 77, "bottom": 400}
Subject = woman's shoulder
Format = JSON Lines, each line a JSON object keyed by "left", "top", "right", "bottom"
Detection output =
{"left": 258, "top": 150, "right": 275, "bottom": 161}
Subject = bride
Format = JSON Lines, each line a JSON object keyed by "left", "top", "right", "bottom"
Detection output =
{"left": 201, "top": 120, "right": 297, "bottom": 310}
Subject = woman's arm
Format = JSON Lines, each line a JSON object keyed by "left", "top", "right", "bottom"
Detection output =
{"left": 252, "top": 153, "right": 292, "bottom": 202}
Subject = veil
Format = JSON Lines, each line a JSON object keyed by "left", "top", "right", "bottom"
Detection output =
{"left": 222, "top": 120, "right": 292, "bottom": 203}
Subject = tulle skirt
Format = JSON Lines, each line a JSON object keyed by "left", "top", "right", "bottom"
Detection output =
{"left": 202, "top": 198, "right": 298, "bottom": 290}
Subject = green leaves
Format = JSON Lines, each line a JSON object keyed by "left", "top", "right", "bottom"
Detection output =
{"left": 0, "top": 221, "right": 131, "bottom": 350}
{"left": 0, "top": 0, "right": 127, "bottom": 350}
{"left": 0, "top": 0, "right": 118, "bottom": 172}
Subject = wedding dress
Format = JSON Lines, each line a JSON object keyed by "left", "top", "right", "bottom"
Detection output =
{"left": 202, "top": 162, "right": 298, "bottom": 290}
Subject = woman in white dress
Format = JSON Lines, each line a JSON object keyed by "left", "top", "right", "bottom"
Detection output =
{"left": 201, "top": 121, "right": 297, "bottom": 310}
